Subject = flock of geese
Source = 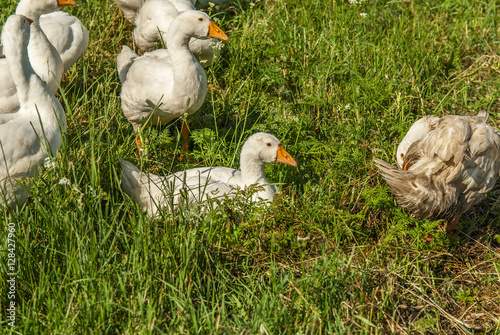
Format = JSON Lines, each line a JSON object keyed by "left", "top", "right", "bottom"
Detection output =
{"left": 0, "top": 0, "right": 499, "bottom": 233}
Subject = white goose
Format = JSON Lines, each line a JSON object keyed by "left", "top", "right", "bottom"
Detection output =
{"left": 0, "top": 15, "right": 66, "bottom": 208}
{"left": 40, "top": 9, "right": 89, "bottom": 72}
{"left": 374, "top": 112, "right": 500, "bottom": 232}
{"left": 0, "top": 0, "right": 72, "bottom": 114}
{"left": 115, "top": 0, "right": 219, "bottom": 66}
{"left": 121, "top": 133, "right": 298, "bottom": 217}
{"left": 117, "top": 10, "right": 228, "bottom": 149}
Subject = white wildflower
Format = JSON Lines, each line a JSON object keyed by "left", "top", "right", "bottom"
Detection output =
{"left": 87, "top": 185, "right": 97, "bottom": 197}
{"left": 344, "top": 103, "right": 351, "bottom": 110}
{"left": 360, "top": 13, "right": 368, "bottom": 18}
{"left": 58, "top": 177, "right": 72, "bottom": 186}
{"left": 43, "top": 157, "right": 56, "bottom": 169}
{"left": 257, "top": 19, "right": 268, "bottom": 27}
{"left": 213, "top": 40, "right": 224, "bottom": 52}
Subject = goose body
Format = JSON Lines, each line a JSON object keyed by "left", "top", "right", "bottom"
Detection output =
{"left": 0, "top": 0, "right": 73, "bottom": 114}
{"left": 39, "top": 10, "right": 89, "bottom": 71}
{"left": 115, "top": 0, "right": 218, "bottom": 66}
{"left": 117, "top": 10, "right": 228, "bottom": 132}
{"left": 0, "top": 15, "right": 67, "bottom": 208}
{"left": 121, "top": 133, "right": 298, "bottom": 217}
{"left": 374, "top": 112, "right": 500, "bottom": 232}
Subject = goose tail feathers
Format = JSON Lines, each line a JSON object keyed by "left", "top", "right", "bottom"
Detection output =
{"left": 373, "top": 158, "right": 440, "bottom": 219}
{"left": 113, "top": 0, "right": 145, "bottom": 24}
{"left": 116, "top": 45, "right": 137, "bottom": 83}
{"left": 120, "top": 159, "right": 144, "bottom": 205}
{"left": 121, "top": 159, "right": 168, "bottom": 217}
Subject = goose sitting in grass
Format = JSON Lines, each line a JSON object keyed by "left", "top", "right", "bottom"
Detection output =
{"left": 115, "top": 0, "right": 219, "bottom": 66}
{"left": 0, "top": 15, "right": 66, "bottom": 208}
{"left": 0, "top": 0, "right": 73, "bottom": 114}
{"left": 120, "top": 133, "right": 298, "bottom": 217}
{"left": 374, "top": 112, "right": 500, "bottom": 232}
{"left": 40, "top": 8, "right": 89, "bottom": 72}
{"left": 117, "top": 10, "right": 228, "bottom": 153}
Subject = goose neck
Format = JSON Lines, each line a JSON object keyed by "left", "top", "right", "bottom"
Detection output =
{"left": 3, "top": 31, "right": 33, "bottom": 105}
{"left": 15, "top": 6, "right": 42, "bottom": 23}
{"left": 167, "top": 32, "right": 192, "bottom": 57}
{"left": 166, "top": 29, "right": 202, "bottom": 87}
{"left": 240, "top": 152, "right": 266, "bottom": 184}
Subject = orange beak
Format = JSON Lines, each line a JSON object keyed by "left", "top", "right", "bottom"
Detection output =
{"left": 276, "top": 145, "right": 298, "bottom": 167}
{"left": 208, "top": 20, "right": 229, "bottom": 41}
{"left": 57, "top": 0, "right": 76, "bottom": 7}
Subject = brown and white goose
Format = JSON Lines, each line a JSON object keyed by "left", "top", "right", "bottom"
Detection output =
{"left": 374, "top": 112, "right": 500, "bottom": 232}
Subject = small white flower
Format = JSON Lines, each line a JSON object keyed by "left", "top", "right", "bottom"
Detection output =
{"left": 58, "top": 177, "right": 72, "bottom": 186}
{"left": 360, "top": 13, "right": 368, "bottom": 18}
{"left": 213, "top": 41, "right": 224, "bottom": 52}
{"left": 344, "top": 103, "right": 351, "bottom": 110}
{"left": 43, "top": 157, "right": 56, "bottom": 169}
{"left": 87, "top": 185, "right": 97, "bottom": 197}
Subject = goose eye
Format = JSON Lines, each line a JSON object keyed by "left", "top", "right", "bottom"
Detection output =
{"left": 400, "top": 153, "right": 405, "bottom": 158}
{"left": 198, "top": 18, "right": 204, "bottom": 21}
{"left": 266, "top": 143, "right": 272, "bottom": 147}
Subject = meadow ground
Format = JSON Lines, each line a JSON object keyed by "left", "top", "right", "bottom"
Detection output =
{"left": 1, "top": 0, "right": 500, "bottom": 333}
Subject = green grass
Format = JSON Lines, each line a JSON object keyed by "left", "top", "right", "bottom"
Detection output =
{"left": 1, "top": 0, "right": 500, "bottom": 333}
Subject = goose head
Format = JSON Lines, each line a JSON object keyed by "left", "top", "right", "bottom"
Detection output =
{"left": 16, "top": 0, "right": 76, "bottom": 19}
{"left": 169, "top": 10, "right": 228, "bottom": 42}
{"left": 240, "top": 133, "right": 298, "bottom": 173}
{"left": 396, "top": 115, "right": 439, "bottom": 168}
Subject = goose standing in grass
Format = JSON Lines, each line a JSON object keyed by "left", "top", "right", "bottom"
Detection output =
{"left": 114, "top": 0, "right": 219, "bottom": 66}
{"left": 40, "top": 9, "right": 89, "bottom": 72}
{"left": 0, "top": 0, "right": 74, "bottom": 114}
{"left": 0, "top": 15, "right": 66, "bottom": 208}
{"left": 121, "top": 133, "right": 298, "bottom": 217}
{"left": 374, "top": 112, "right": 500, "bottom": 232}
{"left": 117, "top": 10, "right": 228, "bottom": 152}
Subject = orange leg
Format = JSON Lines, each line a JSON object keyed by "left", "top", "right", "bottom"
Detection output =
{"left": 135, "top": 134, "right": 147, "bottom": 156}
{"left": 446, "top": 216, "right": 460, "bottom": 233}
